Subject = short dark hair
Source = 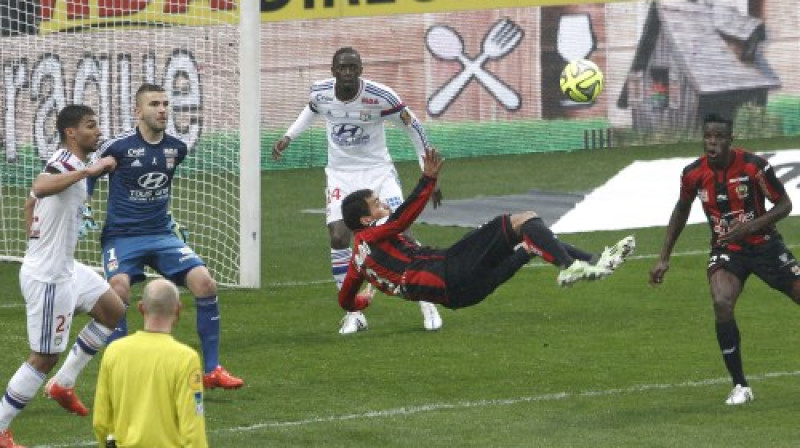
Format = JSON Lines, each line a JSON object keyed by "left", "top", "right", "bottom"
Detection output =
{"left": 135, "top": 83, "right": 166, "bottom": 105}
{"left": 341, "top": 189, "right": 374, "bottom": 231}
{"left": 56, "top": 104, "right": 96, "bottom": 142}
{"left": 703, "top": 113, "right": 733, "bottom": 135}
{"left": 332, "top": 46, "right": 360, "bottom": 67}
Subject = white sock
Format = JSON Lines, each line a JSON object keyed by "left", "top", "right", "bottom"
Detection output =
{"left": 0, "top": 362, "right": 46, "bottom": 431}
{"left": 53, "top": 320, "right": 113, "bottom": 388}
{"left": 331, "top": 248, "right": 352, "bottom": 290}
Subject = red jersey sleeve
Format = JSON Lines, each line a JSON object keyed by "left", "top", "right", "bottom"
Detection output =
{"left": 754, "top": 159, "right": 786, "bottom": 203}
{"left": 338, "top": 262, "right": 367, "bottom": 311}
{"left": 359, "top": 175, "right": 436, "bottom": 244}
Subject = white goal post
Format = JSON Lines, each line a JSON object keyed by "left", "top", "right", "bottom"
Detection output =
{"left": 0, "top": 1, "right": 261, "bottom": 288}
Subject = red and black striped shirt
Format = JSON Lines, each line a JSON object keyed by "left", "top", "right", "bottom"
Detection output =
{"left": 339, "top": 175, "right": 446, "bottom": 311}
{"left": 680, "top": 148, "right": 786, "bottom": 249}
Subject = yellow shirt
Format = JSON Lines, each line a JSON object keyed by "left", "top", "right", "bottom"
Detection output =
{"left": 93, "top": 331, "right": 208, "bottom": 448}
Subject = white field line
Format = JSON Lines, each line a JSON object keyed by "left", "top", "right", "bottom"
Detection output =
{"left": 34, "top": 369, "right": 800, "bottom": 448}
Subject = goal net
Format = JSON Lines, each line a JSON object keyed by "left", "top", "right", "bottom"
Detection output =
{"left": 0, "top": 1, "right": 256, "bottom": 287}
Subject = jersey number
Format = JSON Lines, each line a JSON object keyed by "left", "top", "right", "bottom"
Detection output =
{"left": 328, "top": 188, "right": 342, "bottom": 203}
{"left": 55, "top": 312, "right": 73, "bottom": 333}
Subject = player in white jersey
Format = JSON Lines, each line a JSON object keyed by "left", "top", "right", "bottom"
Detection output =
{"left": 0, "top": 105, "right": 123, "bottom": 448}
{"left": 273, "top": 47, "right": 444, "bottom": 335}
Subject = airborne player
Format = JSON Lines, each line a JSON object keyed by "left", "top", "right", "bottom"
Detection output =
{"left": 272, "top": 47, "right": 444, "bottom": 334}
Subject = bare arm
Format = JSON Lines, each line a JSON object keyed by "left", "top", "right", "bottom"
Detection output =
{"left": 23, "top": 194, "right": 36, "bottom": 237}
{"left": 272, "top": 104, "right": 317, "bottom": 161}
{"left": 649, "top": 197, "right": 693, "bottom": 285}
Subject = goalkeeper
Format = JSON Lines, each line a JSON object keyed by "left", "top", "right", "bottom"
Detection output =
{"left": 339, "top": 147, "right": 635, "bottom": 311}
{"left": 86, "top": 83, "right": 243, "bottom": 390}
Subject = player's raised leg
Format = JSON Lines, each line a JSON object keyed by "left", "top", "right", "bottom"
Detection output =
{"left": 514, "top": 212, "right": 612, "bottom": 286}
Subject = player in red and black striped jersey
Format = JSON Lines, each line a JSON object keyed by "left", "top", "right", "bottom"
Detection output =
{"left": 650, "top": 114, "right": 800, "bottom": 405}
{"left": 339, "top": 147, "right": 625, "bottom": 312}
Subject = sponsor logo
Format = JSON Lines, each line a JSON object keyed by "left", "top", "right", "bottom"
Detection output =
{"left": 163, "top": 147, "right": 179, "bottom": 157}
{"left": 194, "top": 391, "right": 204, "bottom": 416}
{"left": 735, "top": 184, "right": 748, "bottom": 199}
{"left": 331, "top": 124, "right": 369, "bottom": 146}
{"left": 355, "top": 241, "right": 371, "bottom": 268}
{"left": 315, "top": 93, "right": 334, "bottom": 103}
{"left": 39, "top": 0, "right": 236, "bottom": 34}
{"left": 137, "top": 172, "right": 169, "bottom": 189}
{"left": 127, "top": 148, "right": 145, "bottom": 157}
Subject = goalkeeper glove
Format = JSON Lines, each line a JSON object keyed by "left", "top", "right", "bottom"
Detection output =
{"left": 78, "top": 204, "right": 99, "bottom": 240}
{"left": 168, "top": 212, "right": 189, "bottom": 243}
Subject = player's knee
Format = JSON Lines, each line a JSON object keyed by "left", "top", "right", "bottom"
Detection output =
{"left": 109, "top": 278, "right": 132, "bottom": 304}
{"left": 788, "top": 280, "right": 800, "bottom": 304}
{"left": 186, "top": 267, "right": 217, "bottom": 297}
{"left": 330, "top": 231, "right": 351, "bottom": 249}
{"left": 329, "top": 221, "right": 352, "bottom": 249}
{"left": 510, "top": 211, "right": 539, "bottom": 230}
{"left": 712, "top": 298, "right": 735, "bottom": 320}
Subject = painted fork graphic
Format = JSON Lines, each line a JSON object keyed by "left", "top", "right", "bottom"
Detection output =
{"left": 427, "top": 18, "right": 524, "bottom": 116}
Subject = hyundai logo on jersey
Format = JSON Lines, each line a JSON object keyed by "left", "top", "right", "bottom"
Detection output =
{"left": 331, "top": 124, "right": 369, "bottom": 146}
{"left": 138, "top": 172, "right": 169, "bottom": 189}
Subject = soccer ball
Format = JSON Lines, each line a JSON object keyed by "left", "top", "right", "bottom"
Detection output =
{"left": 559, "top": 59, "right": 604, "bottom": 103}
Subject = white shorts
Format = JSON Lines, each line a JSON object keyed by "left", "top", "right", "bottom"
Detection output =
{"left": 325, "top": 166, "right": 404, "bottom": 224}
{"left": 20, "top": 261, "right": 110, "bottom": 354}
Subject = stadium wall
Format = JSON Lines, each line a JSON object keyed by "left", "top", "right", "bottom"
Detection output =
{"left": 0, "top": 0, "right": 798, "bottom": 173}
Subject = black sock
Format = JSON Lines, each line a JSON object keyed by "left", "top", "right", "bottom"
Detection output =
{"left": 560, "top": 242, "right": 594, "bottom": 262}
{"left": 520, "top": 218, "right": 573, "bottom": 268}
{"left": 716, "top": 320, "right": 747, "bottom": 387}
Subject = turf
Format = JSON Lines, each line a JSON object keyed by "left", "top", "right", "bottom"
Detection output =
{"left": 2, "top": 136, "right": 800, "bottom": 447}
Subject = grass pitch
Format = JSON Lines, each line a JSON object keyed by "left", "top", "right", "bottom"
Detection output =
{"left": 1, "top": 136, "right": 800, "bottom": 447}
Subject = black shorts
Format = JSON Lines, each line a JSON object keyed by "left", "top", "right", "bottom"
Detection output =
{"left": 708, "top": 237, "right": 800, "bottom": 296}
{"left": 444, "top": 215, "right": 521, "bottom": 308}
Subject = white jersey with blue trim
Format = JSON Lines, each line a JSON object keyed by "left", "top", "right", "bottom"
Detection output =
{"left": 307, "top": 78, "right": 429, "bottom": 171}
{"left": 94, "top": 127, "right": 188, "bottom": 243}
{"left": 22, "top": 149, "right": 87, "bottom": 283}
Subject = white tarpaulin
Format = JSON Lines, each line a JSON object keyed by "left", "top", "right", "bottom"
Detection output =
{"left": 551, "top": 150, "right": 800, "bottom": 234}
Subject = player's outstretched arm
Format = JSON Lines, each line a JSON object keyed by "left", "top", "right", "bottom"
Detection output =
{"left": 422, "top": 146, "right": 444, "bottom": 179}
{"left": 32, "top": 156, "right": 116, "bottom": 198}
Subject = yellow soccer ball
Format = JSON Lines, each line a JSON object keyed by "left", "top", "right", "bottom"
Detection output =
{"left": 560, "top": 59, "right": 604, "bottom": 103}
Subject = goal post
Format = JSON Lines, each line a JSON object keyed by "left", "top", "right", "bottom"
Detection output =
{"left": 0, "top": 1, "right": 261, "bottom": 288}
{"left": 239, "top": 0, "right": 261, "bottom": 288}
